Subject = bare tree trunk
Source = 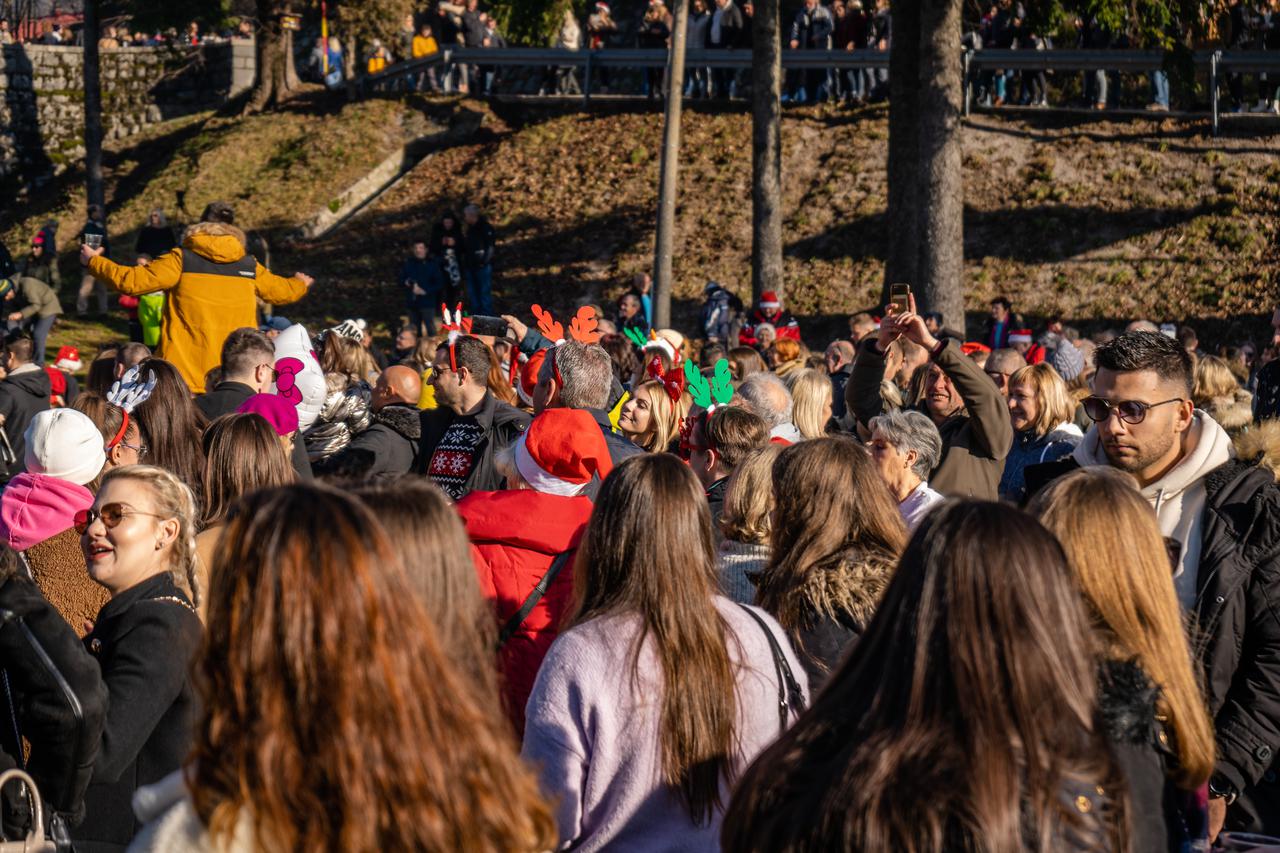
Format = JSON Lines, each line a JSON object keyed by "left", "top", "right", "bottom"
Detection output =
{"left": 916, "top": 0, "right": 964, "bottom": 329}
{"left": 284, "top": 29, "right": 302, "bottom": 91}
{"left": 83, "top": 0, "right": 105, "bottom": 212}
{"left": 750, "top": 0, "right": 784, "bottom": 306}
{"left": 651, "top": 0, "right": 690, "bottom": 329}
{"left": 245, "top": 1, "right": 288, "bottom": 114}
{"left": 882, "top": 0, "right": 919, "bottom": 308}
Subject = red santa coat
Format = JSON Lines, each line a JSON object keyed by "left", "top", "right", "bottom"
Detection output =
{"left": 738, "top": 307, "right": 801, "bottom": 346}
{"left": 456, "top": 489, "right": 594, "bottom": 735}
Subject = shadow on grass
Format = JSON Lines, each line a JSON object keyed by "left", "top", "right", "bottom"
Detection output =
{"left": 787, "top": 199, "right": 1233, "bottom": 264}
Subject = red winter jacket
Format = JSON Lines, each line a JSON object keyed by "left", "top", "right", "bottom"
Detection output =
{"left": 456, "top": 489, "right": 594, "bottom": 735}
{"left": 738, "top": 308, "right": 802, "bottom": 346}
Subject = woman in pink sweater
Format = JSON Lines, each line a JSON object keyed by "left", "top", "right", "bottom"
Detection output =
{"left": 521, "top": 454, "right": 808, "bottom": 851}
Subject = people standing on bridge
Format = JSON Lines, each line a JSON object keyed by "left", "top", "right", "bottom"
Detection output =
{"left": 709, "top": 0, "right": 745, "bottom": 97}
{"left": 588, "top": 2, "right": 619, "bottom": 93}
{"left": 639, "top": 0, "right": 673, "bottom": 98}
{"left": 786, "top": 0, "right": 834, "bottom": 104}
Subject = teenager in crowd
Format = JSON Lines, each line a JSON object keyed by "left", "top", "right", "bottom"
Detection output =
{"left": 129, "top": 484, "right": 557, "bottom": 851}
{"left": 130, "top": 358, "right": 208, "bottom": 509}
{"left": 723, "top": 502, "right": 1128, "bottom": 852}
{"left": 1033, "top": 467, "right": 1216, "bottom": 852}
{"left": 753, "top": 437, "right": 906, "bottom": 689}
{"left": 716, "top": 445, "right": 781, "bottom": 604}
{"left": 523, "top": 454, "right": 808, "bottom": 850}
{"left": 74, "top": 466, "right": 203, "bottom": 851}
{"left": 195, "top": 413, "right": 295, "bottom": 620}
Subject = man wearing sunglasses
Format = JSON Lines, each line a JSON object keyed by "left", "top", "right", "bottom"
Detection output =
{"left": 1026, "top": 331, "right": 1280, "bottom": 839}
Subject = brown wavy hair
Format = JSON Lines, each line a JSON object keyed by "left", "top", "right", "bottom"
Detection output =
{"left": 570, "top": 454, "right": 737, "bottom": 824}
{"left": 131, "top": 357, "right": 208, "bottom": 510}
{"left": 755, "top": 437, "right": 906, "bottom": 670}
{"left": 350, "top": 478, "right": 499, "bottom": 696}
{"left": 723, "top": 502, "right": 1128, "bottom": 852}
{"left": 189, "top": 484, "right": 556, "bottom": 851}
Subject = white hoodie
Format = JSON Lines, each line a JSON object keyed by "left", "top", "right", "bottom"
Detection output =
{"left": 1073, "top": 412, "right": 1234, "bottom": 609}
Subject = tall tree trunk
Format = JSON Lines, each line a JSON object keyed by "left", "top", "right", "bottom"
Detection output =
{"left": 883, "top": 1, "right": 919, "bottom": 310}
{"left": 284, "top": 29, "right": 302, "bottom": 91}
{"left": 82, "top": 0, "right": 105, "bottom": 212}
{"left": 651, "top": 0, "right": 690, "bottom": 329}
{"left": 751, "top": 0, "right": 784, "bottom": 306}
{"left": 245, "top": 1, "right": 288, "bottom": 114}
{"left": 916, "top": 0, "right": 964, "bottom": 329}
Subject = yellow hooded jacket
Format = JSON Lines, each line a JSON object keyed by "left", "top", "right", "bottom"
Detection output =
{"left": 87, "top": 222, "right": 307, "bottom": 393}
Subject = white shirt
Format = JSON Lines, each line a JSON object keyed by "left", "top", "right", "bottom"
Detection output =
{"left": 899, "top": 481, "right": 944, "bottom": 530}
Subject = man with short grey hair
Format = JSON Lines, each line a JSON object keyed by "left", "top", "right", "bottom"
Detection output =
{"left": 984, "top": 348, "right": 1024, "bottom": 399}
{"left": 734, "top": 372, "right": 802, "bottom": 444}
{"left": 535, "top": 341, "right": 641, "bottom": 468}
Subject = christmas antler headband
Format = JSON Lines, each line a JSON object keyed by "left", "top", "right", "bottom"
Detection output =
{"left": 684, "top": 358, "right": 733, "bottom": 413}
{"left": 441, "top": 302, "right": 474, "bottom": 372}
{"left": 529, "top": 304, "right": 603, "bottom": 346}
{"left": 107, "top": 365, "right": 158, "bottom": 414}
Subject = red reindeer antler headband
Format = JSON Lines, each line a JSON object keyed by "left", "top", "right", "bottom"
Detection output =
{"left": 440, "top": 303, "right": 473, "bottom": 372}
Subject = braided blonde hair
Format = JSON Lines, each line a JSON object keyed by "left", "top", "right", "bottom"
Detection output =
{"left": 99, "top": 465, "right": 201, "bottom": 608}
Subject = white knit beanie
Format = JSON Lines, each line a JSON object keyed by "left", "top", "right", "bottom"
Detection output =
{"left": 24, "top": 409, "right": 107, "bottom": 486}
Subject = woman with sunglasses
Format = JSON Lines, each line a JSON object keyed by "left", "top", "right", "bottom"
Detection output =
{"left": 72, "top": 465, "right": 202, "bottom": 852}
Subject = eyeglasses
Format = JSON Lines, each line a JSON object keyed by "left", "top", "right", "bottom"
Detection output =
{"left": 117, "top": 441, "right": 147, "bottom": 457}
{"left": 1083, "top": 396, "right": 1184, "bottom": 425}
{"left": 74, "top": 503, "right": 167, "bottom": 535}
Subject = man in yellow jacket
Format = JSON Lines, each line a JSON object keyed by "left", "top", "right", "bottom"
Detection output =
{"left": 80, "top": 221, "right": 313, "bottom": 393}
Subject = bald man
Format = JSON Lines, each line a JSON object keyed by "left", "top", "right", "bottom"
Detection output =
{"left": 314, "top": 365, "right": 423, "bottom": 480}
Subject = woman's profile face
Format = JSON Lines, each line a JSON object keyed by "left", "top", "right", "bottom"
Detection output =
{"left": 618, "top": 389, "right": 654, "bottom": 436}
{"left": 82, "top": 478, "right": 173, "bottom": 595}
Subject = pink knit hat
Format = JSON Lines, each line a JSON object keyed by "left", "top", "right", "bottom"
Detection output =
{"left": 237, "top": 393, "right": 299, "bottom": 436}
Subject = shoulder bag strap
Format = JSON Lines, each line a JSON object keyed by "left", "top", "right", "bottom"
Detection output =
{"left": 736, "top": 603, "right": 807, "bottom": 733}
{"left": 496, "top": 549, "right": 573, "bottom": 649}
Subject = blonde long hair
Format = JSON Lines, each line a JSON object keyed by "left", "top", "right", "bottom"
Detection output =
{"left": 789, "top": 368, "right": 833, "bottom": 440}
{"left": 1031, "top": 467, "right": 1215, "bottom": 789}
{"left": 628, "top": 380, "right": 681, "bottom": 453}
{"left": 1010, "top": 362, "right": 1076, "bottom": 437}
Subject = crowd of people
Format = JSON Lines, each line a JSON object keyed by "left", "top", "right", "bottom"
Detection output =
{"left": 0, "top": 190, "right": 1279, "bottom": 850}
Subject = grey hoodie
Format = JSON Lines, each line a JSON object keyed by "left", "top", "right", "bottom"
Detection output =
{"left": 1073, "top": 412, "right": 1234, "bottom": 608}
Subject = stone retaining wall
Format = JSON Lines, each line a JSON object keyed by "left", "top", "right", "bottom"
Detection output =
{"left": 0, "top": 41, "right": 255, "bottom": 184}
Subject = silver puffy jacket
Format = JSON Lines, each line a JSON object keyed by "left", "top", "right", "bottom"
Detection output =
{"left": 303, "top": 374, "right": 372, "bottom": 462}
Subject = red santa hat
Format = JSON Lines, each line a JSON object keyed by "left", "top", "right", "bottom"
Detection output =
{"left": 515, "top": 409, "right": 613, "bottom": 496}
{"left": 759, "top": 290, "right": 781, "bottom": 311}
{"left": 518, "top": 349, "right": 547, "bottom": 407}
{"left": 1008, "top": 329, "right": 1033, "bottom": 345}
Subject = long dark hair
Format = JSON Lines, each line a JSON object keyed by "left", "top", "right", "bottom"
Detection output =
{"left": 754, "top": 437, "right": 906, "bottom": 668}
{"left": 723, "top": 502, "right": 1128, "bottom": 853}
{"left": 131, "top": 358, "right": 208, "bottom": 509}
{"left": 191, "top": 484, "right": 557, "bottom": 851}
{"left": 201, "top": 414, "right": 295, "bottom": 527}
{"left": 570, "top": 454, "right": 737, "bottom": 824}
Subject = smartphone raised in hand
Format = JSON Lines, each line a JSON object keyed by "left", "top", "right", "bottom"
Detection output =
{"left": 888, "top": 283, "right": 911, "bottom": 315}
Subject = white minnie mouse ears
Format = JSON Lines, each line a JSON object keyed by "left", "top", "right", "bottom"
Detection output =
{"left": 107, "top": 365, "right": 158, "bottom": 414}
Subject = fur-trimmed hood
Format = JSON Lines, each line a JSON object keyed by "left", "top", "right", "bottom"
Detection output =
{"left": 181, "top": 221, "right": 247, "bottom": 264}
{"left": 372, "top": 403, "right": 422, "bottom": 442}
{"left": 1097, "top": 657, "right": 1160, "bottom": 746}
{"left": 1234, "top": 418, "right": 1280, "bottom": 482}
{"left": 755, "top": 547, "right": 897, "bottom": 635}
{"left": 1203, "top": 389, "right": 1254, "bottom": 436}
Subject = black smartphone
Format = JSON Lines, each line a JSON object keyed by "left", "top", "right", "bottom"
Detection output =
{"left": 889, "top": 283, "right": 911, "bottom": 314}
{"left": 469, "top": 315, "right": 509, "bottom": 338}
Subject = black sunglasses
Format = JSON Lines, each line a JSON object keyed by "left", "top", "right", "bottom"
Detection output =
{"left": 1083, "top": 396, "right": 1183, "bottom": 425}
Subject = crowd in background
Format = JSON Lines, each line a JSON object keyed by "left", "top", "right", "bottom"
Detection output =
{"left": 0, "top": 193, "right": 1278, "bottom": 849}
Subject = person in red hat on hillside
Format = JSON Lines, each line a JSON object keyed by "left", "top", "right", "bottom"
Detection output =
{"left": 455, "top": 407, "right": 611, "bottom": 735}
{"left": 44, "top": 345, "right": 82, "bottom": 408}
{"left": 1008, "top": 328, "right": 1047, "bottom": 364}
{"left": 739, "top": 290, "right": 801, "bottom": 347}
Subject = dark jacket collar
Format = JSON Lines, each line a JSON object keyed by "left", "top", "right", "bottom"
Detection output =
{"left": 373, "top": 403, "right": 422, "bottom": 441}
{"left": 211, "top": 380, "right": 255, "bottom": 397}
{"left": 96, "top": 573, "right": 186, "bottom": 622}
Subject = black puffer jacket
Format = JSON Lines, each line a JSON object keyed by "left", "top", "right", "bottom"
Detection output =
{"left": 315, "top": 403, "right": 422, "bottom": 480}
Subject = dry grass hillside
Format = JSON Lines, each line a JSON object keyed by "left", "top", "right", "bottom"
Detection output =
{"left": 4, "top": 93, "right": 1278, "bottom": 352}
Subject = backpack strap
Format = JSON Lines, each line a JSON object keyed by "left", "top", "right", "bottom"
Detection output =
{"left": 736, "top": 603, "right": 807, "bottom": 733}
{"left": 496, "top": 549, "right": 573, "bottom": 649}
